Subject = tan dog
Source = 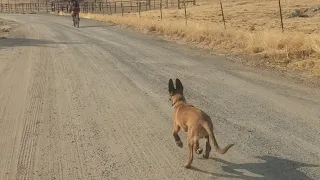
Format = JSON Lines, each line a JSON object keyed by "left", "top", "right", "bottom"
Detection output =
{"left": 168, "top": 78, "right": 235, "bottom": 168}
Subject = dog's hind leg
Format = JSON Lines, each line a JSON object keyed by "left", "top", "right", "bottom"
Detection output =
{"left": 203, "top": 136, "right": 211, "bottom": 159}
{"left": 194, "top": 139, "right": 203, "bottom": 155}
{"left": 173, "top": 123, "right": 183, "bottom": 148}
{"left": 184, "top": 137, "right": 194, "bottom": 168}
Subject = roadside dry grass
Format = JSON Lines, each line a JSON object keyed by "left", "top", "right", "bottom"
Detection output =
{"left": 66, "top": 0, "right": 320, "bottom": 76}
{"left": 0, "top": 18, "right": 13, "bottom": 38}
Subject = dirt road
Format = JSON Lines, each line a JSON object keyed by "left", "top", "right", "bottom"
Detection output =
{"left": 0, "top": 14, "right": 319, "bottom": 180}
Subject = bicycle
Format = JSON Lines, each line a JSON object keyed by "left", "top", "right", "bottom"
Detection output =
{"left": 73, "top": 12, "right": 80, "bottom": 28}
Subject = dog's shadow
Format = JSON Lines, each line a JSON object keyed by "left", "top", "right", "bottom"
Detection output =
{"left": 189, "top": 155, "right": 319, "bottom": 180}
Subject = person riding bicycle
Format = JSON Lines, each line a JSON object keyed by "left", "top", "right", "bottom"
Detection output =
{"left": 70, "top": 0, "right": 80, "bottom": 25}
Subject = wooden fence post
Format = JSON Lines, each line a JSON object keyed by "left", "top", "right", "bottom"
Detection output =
{"left": 37, "top": 0, "right": 39, "bottom": 12}
{"left": 278, "top": 0, "right": 284, "bottom": 33}
{"left": 183, "top": 0, "right": 187, "bottom": 25}
{"left": 178, "top": 0, "right": 180, "bottom": 9}
{"left": 114, "top": 2, "right": 116, "bottom": 13}
{"left": 219, "top": 0, "right": 226, "bottom": 30}
{"left": 138, "top": 2, "right": 141, "bottom": 18}
{"left": 136, "top": 0, "right": 138, "bottom": 12}
{"left": 121, "top": 2, "right": 123, "bottom": 16}
{"left": 160, "top": 0, "right": 162, "bottom": 19}
{"left": 102, "top": 2, "right": 104, "bottom": 14}
{"left": 106, "top": 0, "right": 109, "bottom": 14}
{"left": 94, "top": 0, "right": 96, "bottom": 12}
{"left": 109, "top": 2, "right": 112, "bottom": 14}
{"left": 106, "top": 2, "right": 108, "bottom": 14}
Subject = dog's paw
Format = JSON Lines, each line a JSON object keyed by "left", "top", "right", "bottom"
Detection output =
{"left": 196, "top": 148, "right": 203, "bottom": 154}
{"left": 176, "top": 140, "right": 183, "bottom": 148}
{"left": 183, "top": 162, "right": 192, "bottom": 168}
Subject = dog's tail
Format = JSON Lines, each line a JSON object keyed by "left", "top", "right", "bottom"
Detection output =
{"left": 202, "top": 123, "right": 234, "bottom": 154}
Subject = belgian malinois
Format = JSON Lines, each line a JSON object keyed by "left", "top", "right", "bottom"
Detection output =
{"left": 168, "top": 78, "right": 234, "bottom": 168}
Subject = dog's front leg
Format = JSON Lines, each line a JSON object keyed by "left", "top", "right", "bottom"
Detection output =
{"left": 173, "top": 123, "right": 183, "bottom": 148}
{"left": 184, "top": 137, "right": 194, "bottom": 168}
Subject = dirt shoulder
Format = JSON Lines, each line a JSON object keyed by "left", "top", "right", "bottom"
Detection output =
{"left": 0, "top": 17, "right": 20, "bottom": 38}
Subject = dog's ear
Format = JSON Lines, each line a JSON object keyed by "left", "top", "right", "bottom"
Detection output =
{"left": 175, "top": 78, "right": 183, "bottom": 94}
{"left": 168, "top": 79, "right": 175, "bottom": 95}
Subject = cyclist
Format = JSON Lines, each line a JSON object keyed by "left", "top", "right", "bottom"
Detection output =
{"left": 70, "top": 0, "right": 80, "bottom": 26}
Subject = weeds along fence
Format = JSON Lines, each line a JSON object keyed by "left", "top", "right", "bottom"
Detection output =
{"left": 0, "top": 0, "right": 195, "bottom": 14}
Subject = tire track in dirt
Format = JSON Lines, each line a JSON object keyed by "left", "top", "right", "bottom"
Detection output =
{"left": 15, "top": 35, "right": 46, "bottom": 180}
{"left": 30, "top": 25, "right": 131, "bottom": 179}
{"left": 31, "top": 38, "right": 86, "bottom": 179}
{"left": 57, "top": 34, "right": 144, "bottom": 180}
{"left": 0, "top": 24, "right": 35, "bottom": 180}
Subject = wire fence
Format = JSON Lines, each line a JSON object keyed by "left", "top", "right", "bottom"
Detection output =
{"left": 0, "top": 0, "right": 195, "bottom": 14}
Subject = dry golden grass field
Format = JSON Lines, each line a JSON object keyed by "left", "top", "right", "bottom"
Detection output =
{"left": 61, "top": 0, "right": 320, "bottom": 76}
